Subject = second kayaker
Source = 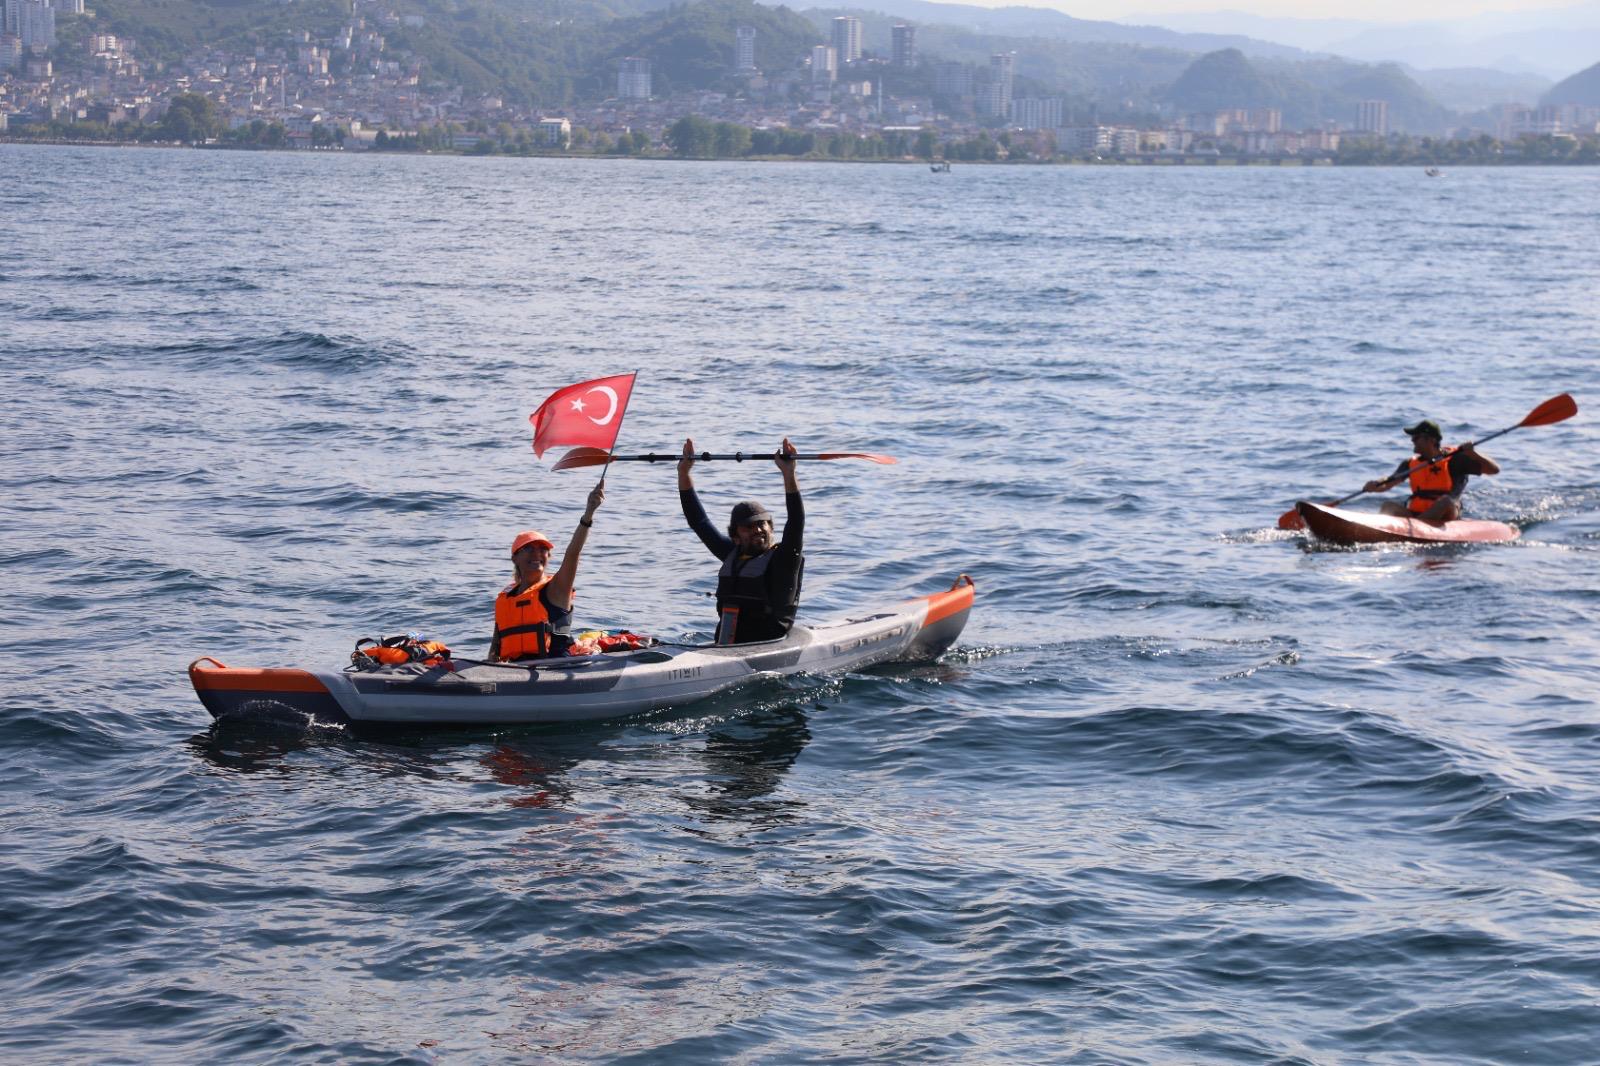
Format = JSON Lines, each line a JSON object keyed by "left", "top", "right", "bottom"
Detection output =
{"left": 490, "top": 483, "right": 605, "bottom": 661}
{"left": 679, "top": 438, "right": 803, "bottom": 644}
{"left": 1363, "top": 418, "right": 1500, "bottom": 523}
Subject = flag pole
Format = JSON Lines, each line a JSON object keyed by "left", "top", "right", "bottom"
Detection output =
{"left": 596, "top": 370, "right": 638, "bottom": 490}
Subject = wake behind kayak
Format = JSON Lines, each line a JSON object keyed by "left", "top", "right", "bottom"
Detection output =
{"left": 190, "top": 576, "right": 975, "bottom": 727}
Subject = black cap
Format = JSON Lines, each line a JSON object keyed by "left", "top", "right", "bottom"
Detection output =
{"left": 730, "top": 501, "right": 770, "bottom": 526}
{"left": 1405, "top": 419, "right": 1442, "bottom": 440}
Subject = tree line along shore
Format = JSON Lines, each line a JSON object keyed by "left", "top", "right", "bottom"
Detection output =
{"left": 5, "top": 97, "right": 1597, "bottom": 167}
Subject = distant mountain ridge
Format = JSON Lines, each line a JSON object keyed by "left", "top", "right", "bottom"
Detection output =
{"left": 1543, "top": 59, "right": 1600, "bottom": 105}
{"left": 1160, "top": 48, "right": 1455, "bottom": 132}
{"left": 1123, "top": 2, "right": 1600, "bottom": 81}
{"left": 800, "top": 0, "right": 1310, "bottom": 60}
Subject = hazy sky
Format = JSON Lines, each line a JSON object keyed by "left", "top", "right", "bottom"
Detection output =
{"left": 973, "top": 0, "right": 1580, "bottom": 23}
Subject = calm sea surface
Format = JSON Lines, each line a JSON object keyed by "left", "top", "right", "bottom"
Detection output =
{"left": 3, "top": 145, "right": 1599, "bottom": 1063}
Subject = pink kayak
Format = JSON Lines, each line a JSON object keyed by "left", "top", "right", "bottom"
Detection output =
{"left": 1295, "top": 501, "right": 1520, "bottom": 546}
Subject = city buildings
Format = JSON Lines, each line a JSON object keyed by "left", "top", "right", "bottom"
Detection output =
{"left": 830, "top": 17, "right": 861, "bottom": 66}
{"left": 3, "top": 0, "right": 54, "bottom": 49}
{"left": 617, "top": 56, "right": 651, "bottom": 101}
{"left": 736, "top": 26, "right": 756, "bottom": 72}
{"left": 1011, "top": 97, "right": 1062, "bottom": 130}
{"left": 811, "top": 45, "right": 836, "bottom": 90}
{"left": 891, "top": 24, "right": 916, "bottom": 69}
{"left": 977, "top": 53, "right": 1014, "bottom": 120}
{"left": 1356, "top": 99, "right": 1388, "bottom": 135}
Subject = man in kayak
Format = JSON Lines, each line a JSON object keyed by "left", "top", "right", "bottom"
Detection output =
{"left": 1363, "top": 418, "right": 1500, "bottom": 523}
{"left": 679, "top": 438, "right": 803, "bottom": 644}
{"left": 490, "top": 484, "right": 605, "bottom": 661}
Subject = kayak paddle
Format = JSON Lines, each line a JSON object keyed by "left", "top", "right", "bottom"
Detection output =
{"left": 552, "top": 447, "right": 897, "bottom": 471}
{"left": 1276, "top": 392, "right": 1578, "bottom": 531}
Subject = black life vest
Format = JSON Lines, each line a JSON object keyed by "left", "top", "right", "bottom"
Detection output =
{"left": 716, "top": 548, "right": 802, "bottom": 644}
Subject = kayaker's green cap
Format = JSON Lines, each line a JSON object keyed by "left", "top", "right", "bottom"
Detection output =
{"left": 1405, "top": 419, "right": 1442, "bottom": 440}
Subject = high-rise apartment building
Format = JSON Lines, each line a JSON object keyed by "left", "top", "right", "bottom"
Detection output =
{"left": 891, "top": 24, "right": 916, "bottom": 68}
{"left": 933, "top": 62, "right": 972, "bottom": 99}
{"left": 3, "top": 0, "right": 54, "bottom": 49}
{"left": 735, "top": 26, "right": 756, "bottom": 71}
{"left": 830, "top": 16, "right": 861, "bottom": 65}
{"left": 1011, "top": 97, "right": 1063, "bottom": 130}
{"left": 987, "top": 52, "right": 1015, "bottom": 120}
{"left": 1357, "top": 99, "right": 1389, "bottom": 135}
{"left": 811, "top": 44, "right": 837, "bottom": 88}
{"left": 617, "top": 56, "right": 651, "bottom": 100}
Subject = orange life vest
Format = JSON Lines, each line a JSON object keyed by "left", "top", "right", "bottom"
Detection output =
{"left": 494, "top": 577, "right": 571, "bottom": 660}
{"left": 1407, "top": 447, "right": 1456, "bottom": 514}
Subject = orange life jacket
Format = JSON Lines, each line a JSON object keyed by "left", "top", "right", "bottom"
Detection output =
{"left": 494, "top": 577, "right": 571, "bottom": 660}
{"left": 1407, "top": 447, "right": 1456, "bottom": 514}
{"left": 352, "top": 635, "right": 452, "bottom": 669}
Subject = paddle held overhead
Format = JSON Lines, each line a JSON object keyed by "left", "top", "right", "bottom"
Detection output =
{"left": 552, "top": 447, "right": 897, "bottom": 471}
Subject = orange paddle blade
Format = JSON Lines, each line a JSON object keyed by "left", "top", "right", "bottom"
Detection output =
{"left": 551, "top": 448, "right": 612, "bottom": 471}
{"left": 1277, "top": 508, "right": 1307, "bottom": 531}
{"left": 1519, "top": 393, "right": 1577, "bottom": 428}
{"left": 816, "top": 453, "right": 898, "bottom": 464}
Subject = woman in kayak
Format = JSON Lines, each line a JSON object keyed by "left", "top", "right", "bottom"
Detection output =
{"left": 490, "top": 484, "right": 605, "bottom": 661}
{"left": 678, "top": 438, "right": 803, "bottom": 644}
{"left": 1363, "top": 418, "right": 1499, "bottom": 523}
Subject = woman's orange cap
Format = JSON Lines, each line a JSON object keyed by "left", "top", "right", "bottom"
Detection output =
{"left": 512, "top": 530, "right": 554, "bottom": 555}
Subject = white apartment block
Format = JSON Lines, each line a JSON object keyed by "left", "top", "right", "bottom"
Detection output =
{"left": 735, "top": 26, "right": 756, "bottom": 71}
{"left": 830, "top": 17, "right": 861, "bottom": 65}
{"left": 1011, "top": 96, "right": 1062, "bottom": 130}
{"left": 810, "top": 45, "right": 836, "bottom": 88}
{"left": 1356, "top": 99, "right": 1389, "bottom": 135}
{"left": 617, "top": 56, "right": 651, "bottom": 100}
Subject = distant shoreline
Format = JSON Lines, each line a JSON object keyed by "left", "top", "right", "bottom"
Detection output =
{"left": 3, "top": 137, "right": 1597, "bottom": 167}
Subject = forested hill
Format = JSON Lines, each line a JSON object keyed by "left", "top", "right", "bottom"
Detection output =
{"left": 80, "top": 0, "right": 1463, "bottom": 128}
{"left": 1162, "top": 48, "right": 1455, "bottom": 132}
{"left": 89, "top": 0, "right": 818, "bottom": 105}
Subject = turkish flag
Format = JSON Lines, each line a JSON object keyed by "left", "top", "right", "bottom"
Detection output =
{"left": 529, "top": 373, "right": 636, "bottom": 458}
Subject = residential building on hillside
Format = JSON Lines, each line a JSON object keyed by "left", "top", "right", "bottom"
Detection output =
{"left": 891, "top": 24, "right": 915, "bottom": 69}
{"left": 810, "top": 45, "right": 836, "bottom": 89}
{"left": 539, "top": 116, "right": 570, "bottom": 147}
{"left": 1357, "top": 99, "right": 1388, "bottom": 135}
{"left": 3, "top": 0, "right": 54, "bottom": 49}
{"left": 1011, "top": 96, "right": 1062, "bottom": 130}
{"left": 978, "top": 52, "right": 1014, "bottom": 120}
{"left": 735, "top": 26, "right": 755, "bottom": 71}
{"left": 934, "top": 62, "right": 972, "bottom": 99}
{"left": 830, "top": 17, "right": 861, "bottom": 65}
{"left": 617, "top": 56, "right": 650, "bottom": 100}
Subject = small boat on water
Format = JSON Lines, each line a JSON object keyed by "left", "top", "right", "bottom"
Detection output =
{"left": 1295, "top": 501, "right": 1518, "bottom": 546}
{"left": 930, "top": 161, "right": 951, "bottom": 173}
{"left": 190, "top": 576, "right": 975, "bottom": 727}
{"left": 1424, "top": 167, "right": 1442, "bottom": 177}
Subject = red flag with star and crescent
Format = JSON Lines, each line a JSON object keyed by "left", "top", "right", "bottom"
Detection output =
{"left": 529, "top": 373, "right": 636, "bottom": 459}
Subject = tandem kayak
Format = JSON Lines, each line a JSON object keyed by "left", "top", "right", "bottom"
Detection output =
{"left": 190, "top": 575, "right": 975, "bottom": 727}
{"left": 1295, "top": 501, "right": 1520, "bottom": 546}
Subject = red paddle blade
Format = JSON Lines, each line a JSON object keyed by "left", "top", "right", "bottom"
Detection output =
{"left": 1519, "top": 393, "right": 1578, "bottom": 428}
{"left": 551, "top": 447, "right": 612, "bottom": 471}
{"left": 815, "top": 453, "right": 898, "bottom": 464}
{"left": 1277, "top": 508, "right": 1306, "bottom": 531}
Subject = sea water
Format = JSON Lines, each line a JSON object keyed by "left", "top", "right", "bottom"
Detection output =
{"left": 3, "top": 145, "right": 1599, "bottom": 1062}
